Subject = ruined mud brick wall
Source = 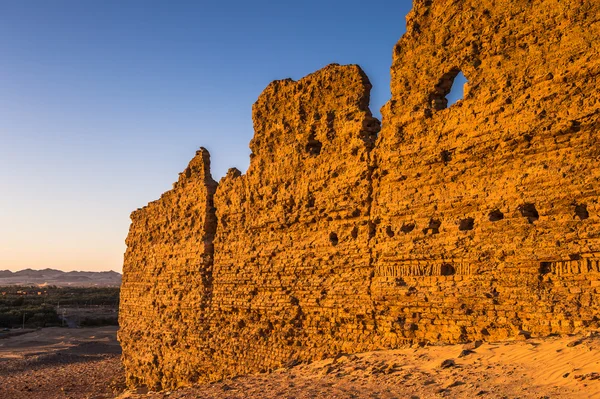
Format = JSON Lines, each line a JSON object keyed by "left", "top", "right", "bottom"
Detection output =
{"left": 119, "top": 0, "right": 600, "bottom": 390}
{"left": 371, "top": 0, "right": 600, "bottom": 343}
{"left": 119, "top": 149, "right": 217, "bottom": 389}
{"left": 207, "top": 64, "right": 381, "bottom": 380}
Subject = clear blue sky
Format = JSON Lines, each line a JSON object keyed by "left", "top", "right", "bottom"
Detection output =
{"left": 0, "top": 1, "right": 415, "bottom": 272}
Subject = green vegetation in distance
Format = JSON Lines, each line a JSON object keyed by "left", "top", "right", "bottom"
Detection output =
{"left": 0, "top": 286, "right": 120, "bottom": 329}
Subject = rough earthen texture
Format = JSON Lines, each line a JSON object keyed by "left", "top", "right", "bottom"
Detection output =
{"left": 372, "top": 0, "right": 600, "bottom": 345}
{"left": 119, "top": 149, "right": 217, "bottom": 388}
{"left": 119, "top": 0, "right": 600, "bottom": 390}
{"left": 207, "top": 64, "right": 380, "bottom": 381}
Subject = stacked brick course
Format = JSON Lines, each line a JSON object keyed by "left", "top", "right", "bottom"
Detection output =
{"left": 119, "top": 0, "right": 600, "bottom": 390}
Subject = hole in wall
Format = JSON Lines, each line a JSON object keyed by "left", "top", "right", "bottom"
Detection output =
{"left": 518, "top": 203, "right": 539, "bottom": 224}
{"left": 570, "top": 120, "right": 581, "bottom": 132}
{"left": 430, "top": 69, "right": 468, "bottom": 111}
{"left": 446, "top": 71, "right": 468, "bottom": 107}
{"left": 539, "top": 262, "right": 552, "bottom": 275}
{"left": 385, "top": 226, "right": 395, "bottom": 238}
{"left": 305, "top": 132, "right": 322, "bottom": 156}
{"left": 350, "top": 227, "right": 358, "bottom": 239}
{"left": 423, "top": 219, "right": 442, "bottom": 235}
{"left": 489, "top": 210, "right": 504, "bottom": 222}
{"left": 574, "top": 204, "right": 589, "bottom": 220}
{"left": 400, "top": 223, "right": 415, "bottom": 234}
{"left": 329, "top": 232, "right": 339, "bottom": 246}
{"left": 458, "top": 218, "right": 475, "bottom": 231}
{"left": 440, "top": 150, "right": 452, "bottom": 164}
{"left": 441, "top": 264, "right": 456, "bottom": 276}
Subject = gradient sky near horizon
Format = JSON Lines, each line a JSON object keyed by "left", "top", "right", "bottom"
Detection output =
{"left": 0, "top": 1, "right": 416, "bottom": 272}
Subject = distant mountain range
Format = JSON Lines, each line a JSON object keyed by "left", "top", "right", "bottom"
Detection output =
{"left": 0, "top": 269, "right": 121, "bottom": 287}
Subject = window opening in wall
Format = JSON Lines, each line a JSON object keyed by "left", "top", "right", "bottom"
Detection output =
{"left": 431, "top": 69, "right": 468, "bottom": 110}
{"left": 446, "top": 71, "right": 468, "bottom": 107}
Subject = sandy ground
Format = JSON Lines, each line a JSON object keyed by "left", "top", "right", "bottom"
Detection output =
{"left": 0, "top": 326, "right": 123, "bottom": 399}
{"left": 1, "top": 327, "right": 600, "bottom": 398}
{"left": 119, "top": 333, "right": 600, "bottom": 399}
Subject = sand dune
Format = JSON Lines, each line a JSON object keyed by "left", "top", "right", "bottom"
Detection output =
{"left": 1, "top": 327, "right": 599, "bottom": 398}
{"left": 119, "top": 332, "right": 600, "bottom": 399}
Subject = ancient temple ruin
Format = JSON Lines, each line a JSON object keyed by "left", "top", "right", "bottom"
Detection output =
{"left": 119, "top": 0, "right": 600, "bottom": 389}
